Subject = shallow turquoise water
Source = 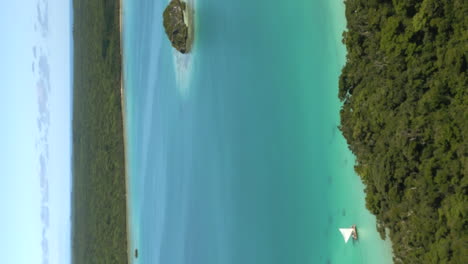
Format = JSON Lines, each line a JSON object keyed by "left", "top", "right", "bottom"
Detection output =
{"left": 122, "top": 0, "right": 393, "bottom": 263}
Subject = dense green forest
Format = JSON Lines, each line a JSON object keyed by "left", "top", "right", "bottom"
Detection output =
{"left": 72, "top": 0, "right": 128, "bottom": 263}
{"left": 339, "top": 0, "right": 467, "bottom": 263}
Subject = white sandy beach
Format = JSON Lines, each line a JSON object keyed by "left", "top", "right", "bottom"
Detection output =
{"left": 118, "top": 0, "right": 134, "bottom": 263}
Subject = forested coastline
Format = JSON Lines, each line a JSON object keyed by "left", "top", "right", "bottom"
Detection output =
{"left": 339, "top": 0, "right": 467, "bottom": 263}
{"left": 72, "top": 0, "right": 128, "bottom": 263}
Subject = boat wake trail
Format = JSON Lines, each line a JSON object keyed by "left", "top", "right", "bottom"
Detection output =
{"left": 173, "top": 50, "right": 193, "bottom": 98}
{"left": 172, "top": 0, "right": 195, "bottom": 99}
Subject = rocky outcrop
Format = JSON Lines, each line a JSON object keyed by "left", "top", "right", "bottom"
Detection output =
{"left": 163, "top": 0, "right": 192, "bottom": 54}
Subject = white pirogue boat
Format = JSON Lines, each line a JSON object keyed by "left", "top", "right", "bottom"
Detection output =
{"left": 339, "top": 225, "right": 358, "bottom": 243}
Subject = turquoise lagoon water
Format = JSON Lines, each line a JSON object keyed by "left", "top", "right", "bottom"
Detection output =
{"left": 122, "top": 0, "right": 393, "bottom": 263}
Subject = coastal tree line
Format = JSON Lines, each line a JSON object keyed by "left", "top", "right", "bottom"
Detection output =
{"left": 72, "top": 0, "right": 128, "bottom": 263}
{"left": 339, "top": 0, "right": 467, "bottom": 263}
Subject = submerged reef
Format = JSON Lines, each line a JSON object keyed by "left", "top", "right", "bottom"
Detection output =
{"left": 163, "top": 0, "right": 193, "bottom": 54}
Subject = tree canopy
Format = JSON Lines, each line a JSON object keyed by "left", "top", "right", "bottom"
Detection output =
{"left": 72, "top": 0, "right": 128, "bottom": 263}
{"left": 339, "top": 0, "right": 467, "bottom": 263}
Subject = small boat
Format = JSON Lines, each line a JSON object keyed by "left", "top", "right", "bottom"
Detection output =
{"left": 134, "top": 249, "right": 138, "bottom": 258}
{"left": 339, "top": 225, "right": 358, "bottom": 243}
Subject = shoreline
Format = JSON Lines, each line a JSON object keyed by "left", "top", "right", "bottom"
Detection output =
{"left": 118, "top": 0, "right": 400, "bottom": 263}
{"left": 119, "top": 0, "right": 134, "bottom": 263}
{"left": 72, "top": 0, "right": 129, "bottom": 262}
{"left": 337, "top": 0, "right": 466, "bottom": 262}
{"left": 324, "top": 0, "right": 394, "bottom": 263}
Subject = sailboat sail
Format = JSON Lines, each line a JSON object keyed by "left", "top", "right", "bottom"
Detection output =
{"left": 339, "top": 228, "right": 354, "bottom": 243}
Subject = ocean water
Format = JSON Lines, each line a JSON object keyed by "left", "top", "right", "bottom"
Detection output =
{"left": 122, "top": 0, "right": 393, "bottom": 263}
